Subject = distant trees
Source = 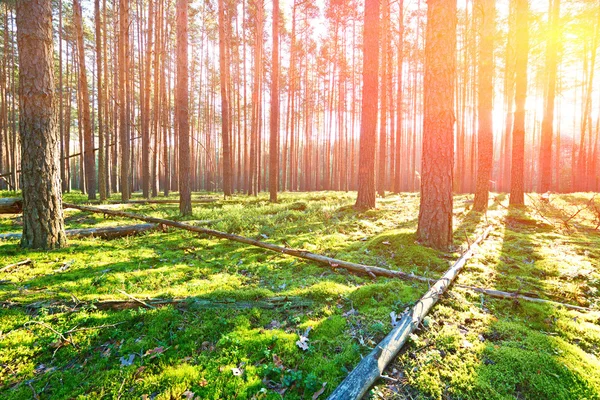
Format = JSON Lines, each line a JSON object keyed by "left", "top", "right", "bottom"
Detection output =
{"left": 416, "top": 0, "right": 457, "bottom": 249}
{"left": 16, "top": 0, "right": 66, "bottom": 249}
{"left": 354, "top": 0, "right": 379, "bottom": 210}
{"left": 509, "top": 0, "right": 529, "bottom": 206}
{"left": 2, "top": 0, "right": 600, "bottom": 207}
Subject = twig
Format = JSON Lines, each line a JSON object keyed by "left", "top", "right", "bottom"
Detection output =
{"left": 24, "top": 321, "right": 78, "bottom": 349}
{"left": 116, "top": 289, "right": 156, "bottom": 309}
{"left": 0, "top": 259, "right": 33, "bottom": 273}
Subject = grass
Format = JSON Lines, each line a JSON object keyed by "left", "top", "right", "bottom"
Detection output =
{"left": 1, "top": 190, "right": 599, "bottom": 399}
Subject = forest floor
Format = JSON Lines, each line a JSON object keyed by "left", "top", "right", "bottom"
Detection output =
{"left": 0, "top": 190, "right": 599, "bottom": 400}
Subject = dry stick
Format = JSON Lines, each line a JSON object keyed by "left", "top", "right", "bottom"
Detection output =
{"left": 0, "top": 259, "right": 33, "bottom": 273}
{"left": 328, "top": 227, "right": 492, "bottom": 400}
{"left": 116, "top": 289, "right": 157, "bottom": 309}
{"left": 63, "top": 203, "right": 591, "bottom": 312}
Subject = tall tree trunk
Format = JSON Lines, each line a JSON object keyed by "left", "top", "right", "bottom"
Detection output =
{"left": 142, "top": 0, "right": 154, "bottom": 198}
{"left": 416, "top": 0, "right": 457, "bottom": 249}
{"left": 16, "top": 0, "right": 67, "bottom": 249}
{"left": 394, "top": 0, "right": 404, "bottom": 193}
{"left": 95, "top": 0, "right": 107, "bottom": 200}
{"left": 177, "top": 0, "right": 191, "bottom": 215}
{"left": 473, "top": 0, "right": 495, "bottom": 211}
{"left": 509, "top": 0, "right": 529, "bottom": 206}
{"left": 74, "top": 0, "right": 97, "bottom": 200}
{"left": 539, "top": 0, "right": 560, "bottom": 193}
{"left": 218, "top": 0, "right": 233, "bottom": 197}
{"left": 269, "top": 0, "right": 280, "bottom": 202}
{"left": 119, "top": 0, "right": 131, "bottom": 200}
{"left": 377, "top": 0, "right": 388, "bottom": 198}
{"left": 354, "top": 0, "right": 379, "bottom": 210}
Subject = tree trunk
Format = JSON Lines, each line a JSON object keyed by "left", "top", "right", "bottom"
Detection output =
{"left": 354, "top": 0, "right": 379, "bottom": 210}
{"left": 539, "top": 0, "right": 560, "bottom": 193}
{"left": 416, "top": 0, "right": 457, "bottom": 249}
{"left": 119, "top": 0, "right": 131, "bottom": 201}
{"left": 269, "top": 0, "right": 280, "bottom": 202}
{"left": 473, "top": 0, "right": 495, "bottom": 211}
{"left": 74, "top": 0, "right": 97, "bottom": 200}
{"left": 218, "top": 0, "right": 233, "bottom": 197}
{"left": 16, "top": 0, "right": 67, "bottom": 249}
{"left": 509, "top": 0, "right": 529, "bottom": 206}
{"left": 177, "top": 0, "right": 191, "bottom": 216}
{"left": 95, "top": 0, "right": 107, "bottom": 201}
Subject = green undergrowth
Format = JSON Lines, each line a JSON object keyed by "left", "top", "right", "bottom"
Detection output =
{"left": 1, "top": 190, "right": 599, "bottom": 399}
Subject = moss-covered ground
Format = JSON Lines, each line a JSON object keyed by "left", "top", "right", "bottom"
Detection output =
{"left": 0, "top": 190, "right": 599, "bottom": 399}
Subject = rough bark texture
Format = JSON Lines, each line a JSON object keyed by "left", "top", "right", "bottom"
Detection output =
{"left": 16, "top": 0, "right": 67, "bottom": 249}
{"left": 354, "top": 0, "right": 379, "bottom": 210}
{"left": 142, "top": 0, "right": 154, "bottom": 198}
{"left": 177, "top": 0, "right": 192, "bottom": 216}
{"left": 416, "top": 0, "right": 457, "bottom": 249}
{"left": 473, "top": 0, "right": 495, "bottom": 211}
{"left": 269, "top": 0, "right": 280, "bottom": 203}
{"left": 95, "top": 0, "right": 107, "bottom": 201}
{"left": 539, "top": 0, "right": 559, "bottom": 193}
{"left": 73, "top": 0, "right": 97, "bottom": 200}
{"left": 509, "top": 0, "right": 529, "bottom": 206}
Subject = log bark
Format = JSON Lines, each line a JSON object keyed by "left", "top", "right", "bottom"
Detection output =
{"left": 328, "top": 227, "right": 489, "bottom": 400}
{"left": 0, "top": 224, "right": 158, "bottom": 240}
{"left": 0, "top": 197, "right": 22, "bottom": 213}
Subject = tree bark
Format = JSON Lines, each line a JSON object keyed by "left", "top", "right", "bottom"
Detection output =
{"left": 119, "top": 0, "right": 131, "bottom": 201}
{"left": 95, "top": 0, "right": 107, "bottom": 200}
{"left": 354, "top": 0, "right": 379, "bottom": 210}
{"left": 16, "top": 0, "right": 67, "bottom": 249}
{"left": 416, "top": 0, "right": 457, "bottom": 249}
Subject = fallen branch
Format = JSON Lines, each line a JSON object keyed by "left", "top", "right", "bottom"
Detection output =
{"left": 0, "top": 197, "right": 22, "bottom": 214}
{"left": 62, "top": 202, "right": 435, "bottom": 283}
{"left": 0, "top": 259, "right": 33, "bottom": 273}
{"left": 328, "top": 229, "right": 490, "bottom": 400}
{"left": 0, "top": 224, "right": 159, "bottom": 241}
{"left": 3, "top": 296, "right": 313, "bottom": 313}
{"left": 457, "top": 285, "right": 590, "bottom": 312}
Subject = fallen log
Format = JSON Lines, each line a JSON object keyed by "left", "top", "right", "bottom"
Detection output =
{"left": 0, "top": 223, "right": 159, "bottom": 241}
{"left": 2, "top": 295, "right": 313, "bottom": 313}
{"left": 328, "top": 228, "right": 491, "bottom": 400}
{"left": 0, "top": 197, "right": 22, "bottom": 214}
{"left": 62, "top": 203, "right": 591, "bottom": 312}
{"left": 0, "top": 259, "right": 33, "bottom": 273}
{"left": 63, "top": 202, "right": 434, "bottom": 283}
